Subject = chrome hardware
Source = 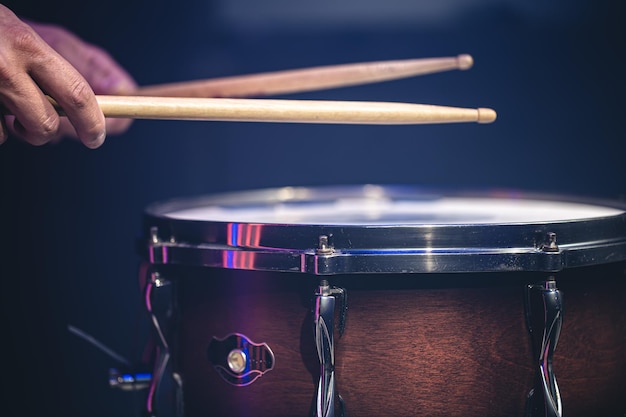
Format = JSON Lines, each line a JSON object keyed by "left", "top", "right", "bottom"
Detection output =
{"left": 143, "top": 186, "right": 626, "bottom": 275}
{"left": 144, "top": 271, "right": 183, "bottom": 417}
{"left": 109, "top": 368, "right": 152, "bottom": 391}
{"left": 150, "top": 227, "right": 160, "bottom": 244}
{"left": 317, "top": 235, "right": 334, "bottom": 255}
{"left": 314, "top": 280, "right": 347, "bottom": 417}
{"left": 227, "top": 349, "right": 247, "bottom": 374}
{"left": 525, "top": 277, "right": 563, "bottom": 417}
{"left": 207, "top": 333, "right": 275, "bottom": 386}
{"left": 538, "top": 232, "right": 560, "bottom": 253}
{"left": 147, "top": 227, "right": 177, "bottom": 264}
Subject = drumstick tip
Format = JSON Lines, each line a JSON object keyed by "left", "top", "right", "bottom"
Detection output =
{"left": 457, "top": 54, "right": 474, "bottom": 70}
{"left": 477, "top": 108, "right": 497, "bottom": 124}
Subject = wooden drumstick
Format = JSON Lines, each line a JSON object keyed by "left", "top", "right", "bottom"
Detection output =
{"left": 136, "top": 54, "right": 474, "bottom": 98}
{"left": 89, "top": 95, "right": 496, "bottom": 125}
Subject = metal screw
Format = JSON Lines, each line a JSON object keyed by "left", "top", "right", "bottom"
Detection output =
{"left": 541, "top": 232, "right": 559, "bottom": 252}
{"left": 150, "top": 227, "right": 160, "bottom": 244}
{"left": 316, "top": 235, "right": 334, "bottom": 254}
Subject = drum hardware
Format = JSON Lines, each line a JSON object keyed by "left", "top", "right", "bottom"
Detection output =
{"left": 144, "top": 270, "right": 184, "bottom": 417}
{"left": 207, "top": 333, "right": 276, "bottom": 386}
{"left": 148, "top": 227, "right": 176, "bottom": 264}
{"left": 66, "top": 323, "right": 155, "bottom": 393}
{"left": 525, "top": 276, "right": 563, "bottom": 417}
{"left": 316, "top": 235, "right": 334, "bottom": 255}
{"left": 312, "top": 235, "right": 340, "bottom": 276}
{"left": 314, "top": 280, "right": 347, "bottom": 417}
{"left": 537, "top": 232, "right": 559, "bottom": 253}
{"left": 109, "top": 368, "right": 152, "bottom": 391}
{"left": 143, "top": 225, "right": 600, "bottom": 275}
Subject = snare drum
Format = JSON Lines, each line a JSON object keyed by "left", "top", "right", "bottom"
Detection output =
{"left": 139, "top": 185, "right": 626, "bottom": 417}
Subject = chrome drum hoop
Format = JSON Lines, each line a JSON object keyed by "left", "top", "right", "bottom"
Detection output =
{"left": 141, "top": 185, "right": 626, "bottom": 275}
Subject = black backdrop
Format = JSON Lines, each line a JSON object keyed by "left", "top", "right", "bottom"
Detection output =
{"left": 1, "top": 0, "right": 625, "bottom": 415}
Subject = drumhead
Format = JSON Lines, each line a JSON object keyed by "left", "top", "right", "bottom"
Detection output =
{"left": 142, "top": 185, "right": 626, "bottom": 274}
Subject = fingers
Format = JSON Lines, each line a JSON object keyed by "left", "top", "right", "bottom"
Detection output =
{"left": 29, "top": 22, "right": 137, "bottom": 137}
{"left": 69, "top": 43, "right": 137, "bottom": 136}
{"left": 0, "top": 7, "right": 105, "bottom": 147}
{"left": 0, "top": 9, "right": 56, "bottom": 145}
{"left": 75, "top": 43, "right": 136, "bottom": 136}
{"left": 0, "top": 115, "right": 7, "bottom": 145}
{"left": 0, "top": 9, "right": 138, "bottom": 148}
{"left": 14, "top": 35, "right": 105, "bottom": 147}
{"left": 30, "top": 60, "right": 106, "bottom": 148}
{"left": 0, "top": 59, "right": 62, "bottom": 145}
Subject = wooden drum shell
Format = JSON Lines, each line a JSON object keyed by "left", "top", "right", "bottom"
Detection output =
{"left": 170, "top": 262, "right": 626, "bottom": 417}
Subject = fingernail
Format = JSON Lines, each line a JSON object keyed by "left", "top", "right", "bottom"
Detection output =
{"left": 87, "top": 130, "right": 106, "bottom": 149}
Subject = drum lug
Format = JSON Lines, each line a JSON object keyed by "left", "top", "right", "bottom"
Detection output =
{"left": 524, "top": 276, "right": 563, "bottom": 417}
{"left": 314, "top": 280, "right": 347, "bottom": 417}
{"left": 144, "top": 270, "right": 184, "bottom": 417}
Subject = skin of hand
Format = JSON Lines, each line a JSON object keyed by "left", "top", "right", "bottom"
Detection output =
{"left": 0, "top": 4, "right": 137, "bottom": 148}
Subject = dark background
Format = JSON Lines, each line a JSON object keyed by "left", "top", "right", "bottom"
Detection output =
{"left": 1, "top": 0, "right": 625, "bottom": 415}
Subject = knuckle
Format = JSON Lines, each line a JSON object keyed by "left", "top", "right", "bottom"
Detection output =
{"left": 40, "top": 113, "right": 59, "bottom": 134}
{"left": 34, "top": 113, "right": 60, "bottom": 141}
{"left": 0, "top": 25, "right": 45, "bottom": 88}
{"left": 5, "top": 23, "right": 40, "bottom": 54}
{"left": 67, "top": 77, "right": 93, "bottom": 108}
{"left": 16, "top": 111, "right": 61, "bottom": 145}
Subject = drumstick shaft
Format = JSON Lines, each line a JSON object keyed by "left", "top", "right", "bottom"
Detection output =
{"left": 90, "top": 95, "right": 496, "bottom": 125}
{"left": 137, "top": 54, "right": 474, "bottom": 98}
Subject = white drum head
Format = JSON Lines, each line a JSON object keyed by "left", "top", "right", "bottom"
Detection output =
{"left": 164, "top": 194, "right": 624, "bottom": 225}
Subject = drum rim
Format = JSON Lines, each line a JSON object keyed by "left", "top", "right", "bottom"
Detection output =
{"left": 141, "top": 184, "right": 626, "bottom": 274}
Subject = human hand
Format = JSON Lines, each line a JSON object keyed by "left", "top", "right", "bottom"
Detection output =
{"left": 0, "top": 4, "right": 137, "bottom": 148}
